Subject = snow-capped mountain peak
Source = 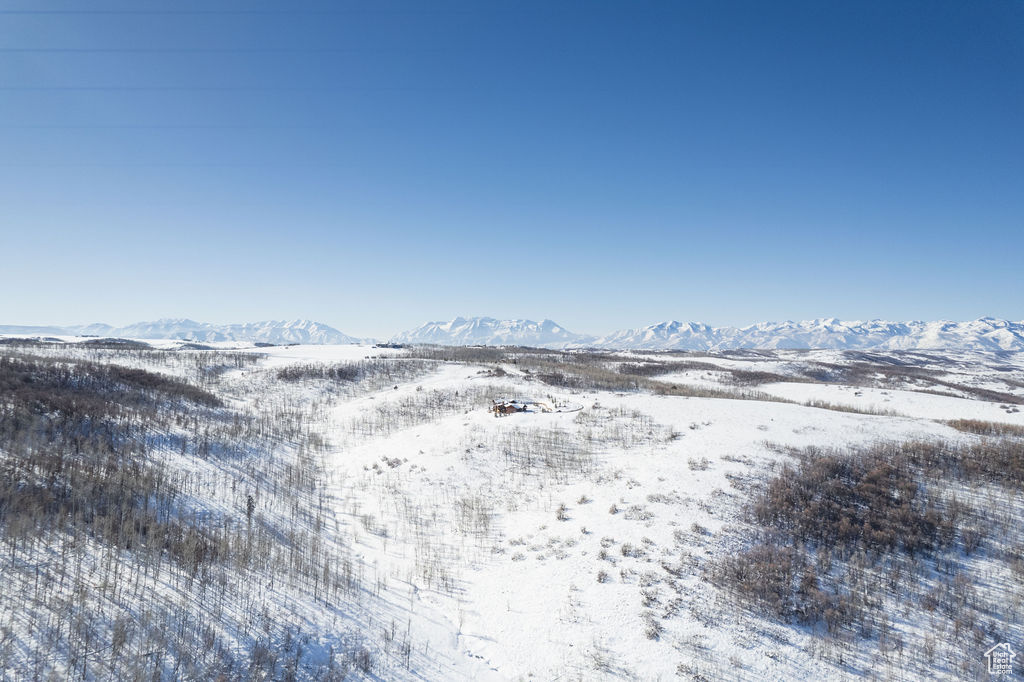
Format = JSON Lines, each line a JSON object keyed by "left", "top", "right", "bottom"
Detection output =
{"left": 5, "top": 316, "right": 1024, "bottom": 351}
{"left": 391, "top": 316, "right": 593, "bottom": 348}
{"left": 391, "top": 316, "right": 1024, "bottom": 351}
{"left": 592, "top": 317, "right": 1024, "bottom": 351}
{"left": 0, "top": 319, "right": 362, "bottom": 345}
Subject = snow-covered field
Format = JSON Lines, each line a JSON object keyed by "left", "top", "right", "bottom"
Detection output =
{"left": 1, "top": 337, "right": 1022, "bottom": 680}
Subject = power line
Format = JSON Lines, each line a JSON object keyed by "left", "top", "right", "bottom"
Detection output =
{"left": 0, "top": 161, "right": 352, "bottom": 167}
{"left": 0, "top": 47, "right": 453, "bottom": 53}
{"left": 0, "top": 9, "right": 491, "bottom": 15}
{"left": 0, "top": 84, "right": 599, "bottom": 92}
{"left": 0, "top": 85, "right": 465, "bottom": 91}
{"left": 0, "top": 124, "right": 337, "bottom": 129}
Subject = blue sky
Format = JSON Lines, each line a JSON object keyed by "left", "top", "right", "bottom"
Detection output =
{"left": 1, "top": 0, "right": 1021, "bottom": 338}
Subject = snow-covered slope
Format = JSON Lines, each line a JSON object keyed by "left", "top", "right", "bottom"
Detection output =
{"left": 0, "top": 319, "right": 361, "bottom": 345}
{"left": 592, "top": 317, "right": 1024, "bottom": 351}
{"left": 2, "top": 340, "right": 1021, "bottom": 680}
{"left": 392, "top": 316, "right": 594, "bottom": 348}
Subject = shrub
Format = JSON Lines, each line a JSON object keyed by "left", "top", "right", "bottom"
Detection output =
{"left": 688, "top": 457, "right": 710, "bottom": 471}
{"left": 753, "top": 450, "right": 942, "bottom": 557}
{"left": 944, "top": 419, "right": 1024, "bottom": 439}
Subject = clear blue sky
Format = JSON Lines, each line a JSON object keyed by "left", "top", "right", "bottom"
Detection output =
{"left": 1, "top": 0, "right": 1021, "bottom": 338}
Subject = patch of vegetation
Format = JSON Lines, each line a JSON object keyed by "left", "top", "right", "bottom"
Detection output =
{"left": 0, "top": 346, "right": 380, "bottom": 680}
{"left": 710, "top": 438, "right": 1024, "bottom": 677}
{"left": 0, "top": 354, "right": 222, "bottom": 417}
{"left": 800, "top": 399, "right": 903, "bottom": 417}
{"left": 753, "top": 449, "right": 942, "bottom": 557}
{"left": 277, "top": 358, "right": 432, "bottom": 384}
{"left": 616, "top": 360, "right": 720, "bottom": 377}
{"left": 79, "top": 338, "right": 153, "bottom": 350}
{"left": 944, "top": 418, "right": 1024, "bottom": 438}
{"left": 799, "top": 358, "right": 1024, "bottom": 405}
{"left": 405, "top": 346, "right": 800, "bottom": 403}
{"left": 898, "top": 438, "right": 1024, "bottom": 488}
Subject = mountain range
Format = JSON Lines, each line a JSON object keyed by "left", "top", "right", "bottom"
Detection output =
{"left": 390, "top": 317, "right": 594, "bottom": 347}
{"left": 390, "top": 316, "right": 1024, "bottom": 351}
{"left": 4, "top": 316, "right": 1024, "bottom": 351}
{"left": 0, "top": 319, "right": 361, "bottom": 345}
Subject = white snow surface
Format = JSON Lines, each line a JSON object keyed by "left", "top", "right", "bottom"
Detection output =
{"left": 4, "top": 339, "right": 1022, "bottom": 680}
{"left": 235, "top": 345, "right": 1023, "bottom": 679}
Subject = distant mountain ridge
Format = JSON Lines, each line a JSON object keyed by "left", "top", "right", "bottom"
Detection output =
{"left": 391, "top": 317, "right": 595, "bottom": 348}
{"left": 0, "top": 319, "right": 361, "bottom": 345}
{"left": 5, "top": 316, "right": 1024, "bottom": 351}
{"left": 593, "top": 317, "right": 1024, "bottom": 351}
{"left": 393, "top": 316, "right": 1024, "bottom": 351}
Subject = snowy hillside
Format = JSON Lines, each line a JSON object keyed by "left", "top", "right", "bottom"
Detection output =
{"left": 1, "top": 339, "right": 1021, "bottom": 680}
{"left": 391, "top": 316, "right": 594, "bottom": 348}
{"left": 0, "top": 318, "right": 362, "bottom": 345}
{"left": 593, "top": 317, "right": 1024, "bottom": 351}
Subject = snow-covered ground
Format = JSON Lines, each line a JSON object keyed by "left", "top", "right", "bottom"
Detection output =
{"left": 1, "top": 338, "right": 1021, "bottom": 680}
{"left": 758, "top": 381, "right": 1024, "bottom": 423}
{"left": 243, "top": 343, "right": 1022, "bottom": 679}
